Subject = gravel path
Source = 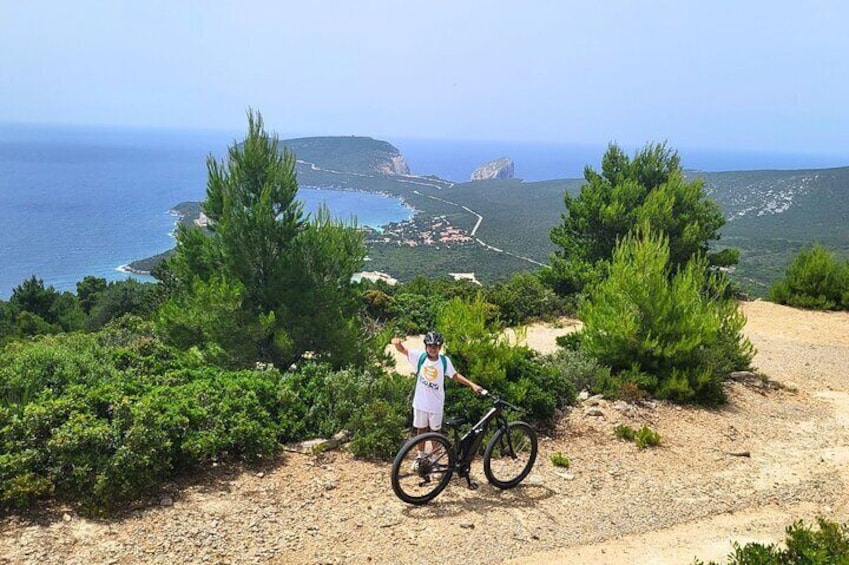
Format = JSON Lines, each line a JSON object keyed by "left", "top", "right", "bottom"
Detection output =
{"left": 1, "top": 301, "right": 848, "bottom": 564}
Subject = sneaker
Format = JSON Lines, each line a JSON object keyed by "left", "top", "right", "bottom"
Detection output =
{"left": 410, "top": 452, "right": 425, "bottom": 473}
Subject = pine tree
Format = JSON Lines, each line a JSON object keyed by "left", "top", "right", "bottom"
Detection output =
{"left": 547, "top": 142, "right": 730, "bottom": 296}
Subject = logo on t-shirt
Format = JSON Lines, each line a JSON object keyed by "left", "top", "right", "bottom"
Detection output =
{"left": 422, "top": 365, "right": 439, "bottom": 381}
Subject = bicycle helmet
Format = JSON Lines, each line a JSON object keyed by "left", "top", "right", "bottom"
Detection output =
{"left": 423, "top": 331, "right": 444, "bottom": 346}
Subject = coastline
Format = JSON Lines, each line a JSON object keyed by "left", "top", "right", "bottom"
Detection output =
{"left": 123, "top": 188, "right": 415, "bottom": 278}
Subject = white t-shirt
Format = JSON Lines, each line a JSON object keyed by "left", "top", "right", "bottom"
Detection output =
{"left": 407, "top": 349, "right": 457, "bottom": 414}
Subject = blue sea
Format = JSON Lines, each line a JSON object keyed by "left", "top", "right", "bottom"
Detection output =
{"left": 1, "top": 124, "right": 847, "bottom": 299}
{"left": 391, "top": 137, "right": 849, "bottom": 182}
{"left": 0, "top": 124, "right": 412, "bottom": 298}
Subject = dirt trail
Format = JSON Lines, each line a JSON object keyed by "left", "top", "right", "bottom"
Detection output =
{"left": 1, "top": 301, "right": 848, "bottom": 565}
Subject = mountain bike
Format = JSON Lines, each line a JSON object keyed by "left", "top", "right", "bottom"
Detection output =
{"left": 390, "top": 392, "right": 538, "bottom": 505}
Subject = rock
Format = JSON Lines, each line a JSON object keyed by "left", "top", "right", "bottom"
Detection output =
{"left": 459, "top": 521, "right": 475, "bottom": 529}
{"left": 612, "top": 401, "right": 630, "bottom": 412}
{"left": 584, "top": 394, "right": 605, "bottom": 406}
{"left": 584, "top": 407, "right": 605, "bottom": 418}
{"left": 729, "top": 371, "right": 757, "bottom": 382}
{"left": 160, "top": 497, "right": 174, "bottom": 507}
{"left": 284, "top": 430, "right": 351, "bottom": 454}
{"left": 470, "top": 157, "right": 514, "bottom": 181}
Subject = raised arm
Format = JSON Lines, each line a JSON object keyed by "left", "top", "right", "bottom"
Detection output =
{"left": 391, "top": 337, "right": 409, "bottom": 357}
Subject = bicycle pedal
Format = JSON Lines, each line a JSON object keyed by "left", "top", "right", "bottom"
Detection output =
{"left": 466, "top": 478, "right": 479, "bottom": 490}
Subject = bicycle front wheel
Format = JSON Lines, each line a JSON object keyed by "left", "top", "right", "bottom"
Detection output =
{"left": 390, "top": 432, "right": 455, "bottom": 504}
{"left": 483, "top": 421, "right": 538, "bottom": 489}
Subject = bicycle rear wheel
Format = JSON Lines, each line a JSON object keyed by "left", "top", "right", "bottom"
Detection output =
{"left": 483, "top": 421, "right": 538, "bottom": 489}
{"left": 391, "top": 432, "right": 455, "bottom": 504}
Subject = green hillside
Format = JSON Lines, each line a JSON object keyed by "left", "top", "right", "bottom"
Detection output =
{"left": 145, "top": 136, "right": 849, "bottom": 294}
{"left": 695, "top": 167, "right": 849, "bottom": 293}
{"left": 283, "top": 136, "right": 410, "bottom": 175}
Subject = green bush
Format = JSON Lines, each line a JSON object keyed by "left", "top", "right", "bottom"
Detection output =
{"left": 486, "top": 271, "right": 569, "bottom": 326}
{"left": 615, "top": 423, "right": 636, "bottom": 441}
{"left": 541, "top": 348, "right": 612, "bottom": 396}
{"left": 386, "top": 292, "right": 444, "bottom": 335}
{"left": 614, "top": 424, "right": 660, "bottom": 448}
{"left": 0, "top": 361, "right": 289, "bottom": 513}
{"left": 578, "top": 228, "right": 754, "bottom": 405}
{"left": 277, "top": 363, "right": 409, "bottom": 457}
{"left": 504, "top": 354, "right": 576, "bottom": 423}
{"left": 550, "top": 452, "right": 570, "bottom": 468}
{"left": 0, "top": 333, "right": 116, "bottom": 407}
{"left": 769, "top": 244, "right": 849, "bottom": 311}
{"left": 634, "top": 425, "right": 661, "bottom": 448}
{"left": 694, "top": 518, "right": 849, "bottom": 564}
{"left": 0, "top": 320, "right": 412, "bottom": 512}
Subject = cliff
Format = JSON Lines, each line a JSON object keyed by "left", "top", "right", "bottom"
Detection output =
{"left": 378, "top": 154, "right": 411, "bottom": 176}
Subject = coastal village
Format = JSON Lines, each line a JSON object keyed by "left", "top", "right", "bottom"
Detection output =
{"left": 365, "top": 214, "right": 473, "bottom": 248}
{"left": 358, "top": 214, "right": 481, "bottom": 285}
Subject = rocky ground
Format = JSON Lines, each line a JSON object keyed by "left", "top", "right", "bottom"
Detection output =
{"left": 1, "top": 301, "right": 848, "bottom": 564}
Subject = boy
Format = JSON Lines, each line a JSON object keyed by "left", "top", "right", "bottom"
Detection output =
{"left": 391, "top": 331, "right": 485, "bottom": 465}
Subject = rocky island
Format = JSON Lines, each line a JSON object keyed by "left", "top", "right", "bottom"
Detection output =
{"left": 470, "top": 156, "right": 514, "bottom": 180}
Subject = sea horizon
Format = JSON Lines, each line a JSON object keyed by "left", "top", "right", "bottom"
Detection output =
{"left": 2, "top": 122, "right": 847, "bottom": 299}
{"left": 390, "top": 136, "right": 849, "bottom": 182}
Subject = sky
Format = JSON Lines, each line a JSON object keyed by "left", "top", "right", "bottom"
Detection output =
{"left": 2, "top": 0, "right": 849, "bottom": 155}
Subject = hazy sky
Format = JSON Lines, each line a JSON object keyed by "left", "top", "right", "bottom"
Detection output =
{"left": 3, "top": 1, "right": 848, "bottom": 154}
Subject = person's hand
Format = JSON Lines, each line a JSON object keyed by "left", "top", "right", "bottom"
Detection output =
{"left": 475, "top": 385, "right": 487, "bottom": 396}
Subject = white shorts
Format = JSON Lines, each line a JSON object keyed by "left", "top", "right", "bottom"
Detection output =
{"left": 412, "top": 408, "right": 443, "bottom": 431}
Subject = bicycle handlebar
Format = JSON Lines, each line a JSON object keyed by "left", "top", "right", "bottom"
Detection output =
{"left": 479, "top": 389, "right": 520, "bottom": 412}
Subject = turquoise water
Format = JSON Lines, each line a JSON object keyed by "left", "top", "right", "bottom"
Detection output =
{"left": 0, "top": 124, "right": 411, "bottom": 298}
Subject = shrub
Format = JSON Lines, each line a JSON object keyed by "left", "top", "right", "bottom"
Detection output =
{"left": 634, "top": 425, "right": 661, "bottom": 448}
{"left": 614, "top": 424, "right": 660, "bottom": 448}
{"left": 0, "top": 333, "right": 115, "bottom": 407}
{"left": 614, "top": 424, "right": 636, "bottom": 441}
{"left": 278, "top": 362, "right": 409, "bottom": 458}
{"left": 486, "top": 271, "right": 569, "bottom": 326}
{"left": 550, "top": 452, "right": 570, "bottom": 468}
{"left": 1, "top": 362, "right": 288, "bottom": 513}
{"left": 769, "top": 244, "right": 849, "bottom": 311}
{"left": 578, "top": 228, "right": 754, "bottom": 405}
{"left": 541, "top": 348, "right": 612, "bottom": 396}
{"left": 693, "top": 518, "right": 849, "bottom": 564}
{"left": 0, "top": 318, "right": 415, "bottom": 513}
{"left": 386, "top": 293, "right": 443, "bottom": 335}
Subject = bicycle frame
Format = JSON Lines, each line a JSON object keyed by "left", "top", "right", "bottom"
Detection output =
{"left": 446, "top": 397, "right": 517, "bottom": 486}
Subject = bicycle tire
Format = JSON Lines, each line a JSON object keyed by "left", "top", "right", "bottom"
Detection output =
{"left": 483, "top": 421, "right": 538, "bottom": 489}
{"left": 390, "top": 432, "right": 455, "bottom": 504}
